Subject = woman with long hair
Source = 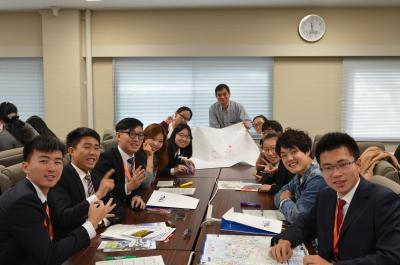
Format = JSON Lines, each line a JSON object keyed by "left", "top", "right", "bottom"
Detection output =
{"left": 26, "top": 115, "right": 57, "bottom": 137}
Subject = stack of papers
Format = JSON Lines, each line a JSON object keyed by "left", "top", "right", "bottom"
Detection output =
{"left": 158, "top": 187, "right": 196, "bottom": 195}
{"left": 96, "top": 255, "right": 165, "bottom": 265}
{"left": 242, "top": 209, "right": 286, "bottom": 221}
{"left": 221, "top": 208, "right": 282, "bottom": 235}
{"left": 156, "top": 180, "right": 175, "bottom": 188}
{"left": 146, "top": 190, "right": 199, "bottom": 209}
{"left": 98, "top": 240, "right": 154, "bottom": 252}
{"left": 200, "top": 234, "right": 307, "bottom": 265}
{"left": 217, "top": 181, "right": 261, "bottom": 191}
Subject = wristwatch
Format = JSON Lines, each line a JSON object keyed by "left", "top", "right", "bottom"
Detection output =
{"left": 98, "top": 220, "right": 106, "bottom": 229}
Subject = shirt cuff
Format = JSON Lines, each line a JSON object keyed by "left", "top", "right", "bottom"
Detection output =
{"left": 125, "top": 183, "right": 132, "bottom": 195}
{"left": 86, "top": 194, "right": 99, "bottom": 204}
{"left": 279, "top": 198, "right": 291, "bottom": 209}
{"left": 170, "top": 168, "right": 175, "bottom": 175}
{"left": 82, "top": 220, "right": 96, "bottom": 239}
{"left": 103, "top": 218, "right": 111, "bottom": 227}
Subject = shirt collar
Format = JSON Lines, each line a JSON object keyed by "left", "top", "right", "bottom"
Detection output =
{"left": 71, "top": 162, "right": 90, "bottom": 182}
{"left": 218, "top": 101, "right": 231, "bottom": 111}
{"left": 118, "top": 145, "right": 134, "bottom": 162}
{"left": 26, "top": 177, "right": 47, "bottom": 203}
{"left": 338, "top": 177, "right": 360, "bottom": 204}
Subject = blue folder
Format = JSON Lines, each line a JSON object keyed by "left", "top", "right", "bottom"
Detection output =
{"left": 220, "top": 218, "right": 278, "bottom": 236}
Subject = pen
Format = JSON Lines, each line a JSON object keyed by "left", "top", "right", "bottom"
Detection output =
{"left": 240, "top": 201, "right": 261, "bottom": 207}
{"left": 105, "top": 256, "right": 136, "bottom": 260}
{"left": 180, "top": 181, "right": 193, "bottom": 187}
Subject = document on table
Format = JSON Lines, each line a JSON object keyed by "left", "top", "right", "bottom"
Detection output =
{"left": 158, "top": 188, "right": 196, "bottom": 195}
{"left": 242, "top": 209, "right": 286, "bottom": 221}
{"left": 146, "top": 190, "right": 199, "bottom": 209}
{"left": 156, "top": 180, "right": 175, "bottom": 188}
{"left": 217, "top": 181, "right": 260, "bottom": 191}
{"left": 200, "top": 234, "right": 307, "bottom": 265}
{"left": 222, "top": 207, "right": 282, "bottom": 234}
{"left": 96, "top": 255, "right": 165, "bottom": 265}
{"left": 191, "top": 123, "right": 259, "bottom": 169}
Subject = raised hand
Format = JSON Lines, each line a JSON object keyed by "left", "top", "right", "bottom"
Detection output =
{"left": 88, "top": 198, "right": 116, "bottom": 229}
{"left": 127, "top": 166, "right": 146, "bottom": 192}
{"left": 95, "top": 169, "right": 115, "bottom": 199}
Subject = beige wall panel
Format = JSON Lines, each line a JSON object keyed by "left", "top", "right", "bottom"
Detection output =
{"left": 0, "top": 12, "right": 42, "bottom": 57}
{"left": 91, "top": 8, "right": 400, "bottom": 57}
{"left": 93, "top": 58, "right": 114, "bottom": 135}
{"left": 273, "top": 57, "right": 342, "bottom": 139}
{"left": 41, "top": 9, "right": 84, "bottom": 138}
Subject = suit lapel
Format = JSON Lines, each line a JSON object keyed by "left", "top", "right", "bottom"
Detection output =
{"left": 67, "top": 164, "right": 86, "bottom": 200}
{"left": 112, "top": 147, "right": 126, "bottom": 185}
{"left": 320, "top": 191, "right": 337, "bottom": 255}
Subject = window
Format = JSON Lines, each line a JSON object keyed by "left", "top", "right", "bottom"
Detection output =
{"left": 342, "top": 58, "right": 400, "bottom": 141}
{"left": 0, "top": 58, "right": 44, "bottom": 120}
{"left": 114, "top": 57, "right": 273, "bottom": 128}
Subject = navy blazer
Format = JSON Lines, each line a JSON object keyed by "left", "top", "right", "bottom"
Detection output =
{"left": 273, "top": 177, "right": 400, "bottom": 264}
{"left": 48, "top": 163, "right": 125, "bottom": 240}
{"left": 0, "top": 178, "right": 89, "bottom": 265}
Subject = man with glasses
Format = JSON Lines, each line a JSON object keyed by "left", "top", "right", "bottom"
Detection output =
{"left": 209, "top": 84, "right": 250, "bottom": 128}
{"left": 93, "top": 118, "right": 147, "bottom": 210}
{"left": 270, "top": 132, "right": 400, "bottom": 264}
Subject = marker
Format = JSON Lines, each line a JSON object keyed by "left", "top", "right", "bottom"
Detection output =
{"left": 180, "top": 181, "right": 193, "bottom": 187}
{"left": 105, "top": 256, "right": 136, "bottom": 260}
{"left": 240, "top": 201, "right": 261, "bottom": 207}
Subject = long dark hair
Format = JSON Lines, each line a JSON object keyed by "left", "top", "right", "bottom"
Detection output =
{"left": 26, "top": 115, "right": 56, "bottom": 137}
{"left": 0, "top": 102, "right": 35, "bottom": 145}
{"left": 167, "top": 124, "right": 193, "bottom": 159}
{"left": 144, "top": 123, "right": 168, "bottom": 170}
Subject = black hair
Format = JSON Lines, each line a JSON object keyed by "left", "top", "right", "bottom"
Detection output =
{"left": 23, "top": 135, "right": 65, "bottom": 161}
{"left": 115, "top": 117, "right": 143, "bottom": 132}
{"left": 66, "top": 127, "right": 100, "bottom": 148}
{"left": 253, "top": 115, "right": 268, "bottom": 123}
{"left": 26, "top": 115, "right": 57, "bottom": 137}
{"left": 215, "top": 84, "right": 230, "bottom": 96}
{"left": 175, "top": 106, "right": 193, "bottom": 121}
{"left": 260, "top": 132, "right": 279, "bottom": 145}
{"left": 0, "top": 102, "right": 36, "bottom": 145}
{"left": 275, "top": 128, "right": 312, "bottom": 156}
{"left": 262, "top": 119, "right": 283, "bottom": 134}
{"left": 168, "top": 123, "right": 193, "bottom": 158}
{"left": 315, "top": 132, "right": 360, "bottom": 164}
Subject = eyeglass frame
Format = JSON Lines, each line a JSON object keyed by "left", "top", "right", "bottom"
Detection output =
{"left": 320, "top": 160, "right": 356, "bottom": 174}
{"left": 176, "top": 112, "right": 191, "bottom": 123}
{"left": 117, "top": 130, "right": 145, "bottom": 140}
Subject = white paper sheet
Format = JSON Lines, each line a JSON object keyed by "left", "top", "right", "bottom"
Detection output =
{"left": 156, "top": 180, "right": 175, "bottom": 188}
{"left": 191, "top": 123, "right": 259, "bottom": 169}
{"left": 146, "top": 190, "right": 199, "bottom": 209}
{"left": 158, "top": 188, "right": 196, "bottom": 195}
{"left": 222, "top": 207, "right": 282, "bottom": 234}
{"left": 242, "top": 209, "right": 286, "bottom": 221}
{"left": 217, "top": 181, "right": 261, "bottom": 191}
{"left": 96, "top": 255, "right": 165, "bottom": 265}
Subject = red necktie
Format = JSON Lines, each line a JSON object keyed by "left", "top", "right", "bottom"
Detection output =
{"left": 333, "top": 198, "right": 346, "bottom": 257}
{"left": 43, "top": 202, "right": 53, "bottom": 240}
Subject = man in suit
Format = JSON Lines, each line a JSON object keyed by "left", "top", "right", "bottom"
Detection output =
{"left": 0, "top": 136, "right": 115, "bottom": 265}
{"left": 93, "top": 118, "right": 147, "bottom": 209}
{"left": 270, "top": 132, "right": 400, "bottom": 265}
{"left": 48, "top": 127, "right": 125, "bottom": 240}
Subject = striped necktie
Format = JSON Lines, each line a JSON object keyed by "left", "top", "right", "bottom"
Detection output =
{"left": 43, "top": 201, "right": 53, "bottom": 240}
{"left": 84, "top": 174, "right": 95, "bottom": 196}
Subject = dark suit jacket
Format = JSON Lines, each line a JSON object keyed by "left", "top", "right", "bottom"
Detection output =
{"left": 48, "top": 163, "right": 125, "bottom": 240}
{"left": 0, "top": 178, "right": 90, "bottom": 265}
{"left": 273, "top": 177, "right": 400, "bottom": 264}
{"left": 92, "top": 147, "right": 146, "bottom": 203}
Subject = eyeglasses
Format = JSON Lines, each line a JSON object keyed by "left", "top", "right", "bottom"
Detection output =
{"left": 177, "top": 132, "right": 191, "bottom": 140}
{"left": 176, "top": 113, "right": 191, "bottom": 122}
{"left": 320, "top": 160, "right": 356, "bottom": 175}
{"left": 118, "top": 130, "right": 145, "bottom": 140}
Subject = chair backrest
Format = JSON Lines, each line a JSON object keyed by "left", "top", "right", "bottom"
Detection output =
{"left": 373, "top": 160, "right": 400, "bottom": 184}
{"left": 357, "top": 141, "right": 385, "bottom": 155}
{"left": 1, "top": 163, "right": 25, "bottom": 187}
{"left": 101, "top": 138, "right": 118, "bottom": 152}
{"left": 102, "top": 129, "right": 114, "bottom": 142}
{"left": 311, "top": 134, "right": 323, "bottom": 158}
{"left": 0, "top": 172, "right": 12, "bottom": 194}
{"left": 370, "top": 175, "right": 400, "bottom": 195}
{"left": 0, "top": 147, "right": 23, "bottom": 167}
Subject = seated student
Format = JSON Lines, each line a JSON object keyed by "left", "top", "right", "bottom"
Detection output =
{"left": 160, "top": 106, "right": 193, "bottom": 138}
{"left": 395, "top": 143, "right": 400, "bottom": 164}
{"left": 0, "top": 101, "right": 38, "bottom": 151}
{"left": 137, "top": 124, "right": 168, "bottom": 182}
{"left": 93, "top": 118, "right": 147, "bottom": 210}
{"left": 261, "top": 119, "right": 283, "bottom": 136}
{"left": 48, "top": 127, "right": 125, "bottom": 240}
{"left": 26, "top": 115, "right": 57, "bottom": 137}
{"left": 252, "top": 115, "right": 268, "bottom": 135}
{"left": 158, "top": 124, "right": 195, "bottom": 176}
{"left": 270, "top": 132, "right": 400, "bottom": 265}
{"left": 0, "top": 136, "right": 115, "bottom": 265}
{"left": 254, "top": 133, "right": 295, "bottom": 195}
{"left": 274, "top": 128, "right": 326, "bottom": 224}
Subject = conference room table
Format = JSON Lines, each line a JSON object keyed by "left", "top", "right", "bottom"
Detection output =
{"left": 63, "top": 165, "right": 292, "bottom": 265}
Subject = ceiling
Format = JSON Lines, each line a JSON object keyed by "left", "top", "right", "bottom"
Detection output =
{"left": 1, "top": 0, "right": 400, "bottom": 11}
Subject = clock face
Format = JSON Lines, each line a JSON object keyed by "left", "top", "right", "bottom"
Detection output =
{"left": 298, "top": 14, "right": 326, "bottom": 42}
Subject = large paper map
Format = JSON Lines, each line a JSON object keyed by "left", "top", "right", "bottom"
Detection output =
{"left": 191, "top": 123, "right": 259, "bottom": 169}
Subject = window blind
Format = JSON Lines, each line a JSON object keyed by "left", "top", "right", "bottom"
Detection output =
{"left": 0, "top": 58, "right": 44, "bottom": 120}
{"left": 113, "top": 57, "right": 273, "bottom": 128}
{"left": 342, "top": 58, "right": 400, "bottom": 141}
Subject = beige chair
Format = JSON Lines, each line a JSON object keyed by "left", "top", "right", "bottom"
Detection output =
{"left": 0, "top": 147, "right": 23, "bottom": 167}
{"left": 1, "top": 163, "right": 25, "bottom": 189}
{"left": 102, "top": 129, "right": 114, "bottom": 142}
{"left": 0, "top": 172, "right": 12, "bottom": 193}
{"left": 373, "top": 160, "right": 400, "bottom": 184}
{"left": 357, "top": 141, "right": 385, "bottom": 154}
{"left": 370, "top": 175, "right": 400, "bottom": 195}
{"left": 101, "top": 138, "right": 118, "bottom": 152}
